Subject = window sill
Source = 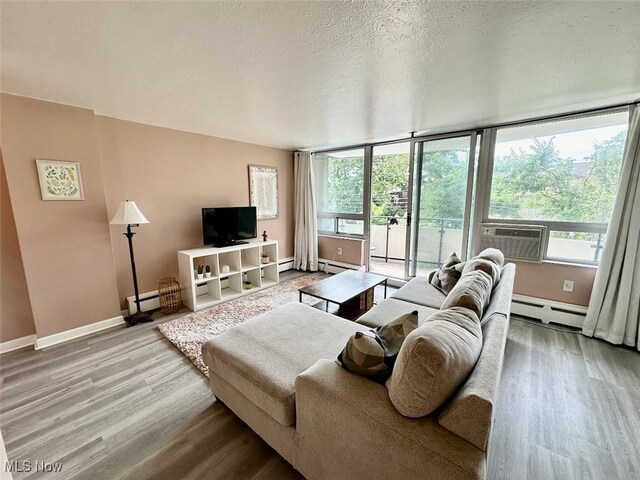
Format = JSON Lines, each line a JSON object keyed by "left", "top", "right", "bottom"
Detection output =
{"left": 542, "top": 259, "right": 598, "bottom": 269}
{"left": 318, "top": 233, "right": 365, "bottom": 241}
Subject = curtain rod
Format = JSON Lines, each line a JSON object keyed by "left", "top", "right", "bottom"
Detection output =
{"left": 309, "top": 98, "right": 639, "bottom": 154}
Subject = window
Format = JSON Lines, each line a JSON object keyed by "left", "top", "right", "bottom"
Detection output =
{"left": 487, "top": 110, "right": 628, "bottom": 263}
{"left": 314, "top": 149, "right": 365, "bottom": 236}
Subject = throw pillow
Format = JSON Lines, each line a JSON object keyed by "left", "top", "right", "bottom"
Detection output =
{"left": 337, "top": 310, "right": 419, "bottom": 382}
{"left": 440, "top": 269, "right": 493, "bottom": 320}
{"left": 387, "top": 307, "right": 482, "bottom": 417}
{"left": 430, "top": 252, "right": 462, "bottom": 294}
{"left": 462, "top": 258, "right": 501, "bottom": 284}
{"left": 475, "top": 248, "right": 505, "bottom": 269}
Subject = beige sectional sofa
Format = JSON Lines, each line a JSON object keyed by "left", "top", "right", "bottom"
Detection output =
{"left": 202, "top": 262, "right": 515, "bottom": 480}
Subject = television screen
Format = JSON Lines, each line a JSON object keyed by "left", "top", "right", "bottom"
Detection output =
{"left": 202, "top": 207, "right": 257, "bottom": 247}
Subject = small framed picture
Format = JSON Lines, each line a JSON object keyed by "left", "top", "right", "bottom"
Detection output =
{"left": 36, "top": 159, "right": 84, "bottom": 201}
{"left": 248, "top": 164, "right": 279, "bottom": 220}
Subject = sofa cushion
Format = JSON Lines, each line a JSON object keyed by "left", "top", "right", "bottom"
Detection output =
{"left": 461, "top": 258, "right": 501, "bottom": 284}
{"left": 391, "top": 276, "right": 447, "bottom": 309}
{"left": 202, "top": 302, "right": 367, "bottom": 426}
{"left": 356, "top": 298, "right": 438, "bottom": 329}
{"left": 438, "top": 313, "right": 509, "bottom": 451}
{"left": 430, "top": 252, "right": 462, "bottom": 294}
{"left": 475, "top": 248, "right": 504, "bottom": 269}
{"left": 440, "top": 270, "right": 493, "bottom": 319}
{"left": 387, "top": 307, "right": 482, "bottom": 417}
{"left": 479, "top": 263, "right": 515, "bottom": 325}
{"left": 337, "top": 310, "right": 418, "bottom": 382}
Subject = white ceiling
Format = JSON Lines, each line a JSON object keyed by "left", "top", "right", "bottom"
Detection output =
{"left": 2, "top": 1, "right": 639, "bottom": 151}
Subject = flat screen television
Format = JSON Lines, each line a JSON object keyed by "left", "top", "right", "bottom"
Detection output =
{"left": 202, "top": 206, "right": 257, "bottom": 247}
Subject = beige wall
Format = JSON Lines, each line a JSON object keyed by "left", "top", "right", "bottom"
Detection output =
{"left": 318, "top": 235, "right": 365, "bottom": 266}
{"left": 96, "top": 117, "right": 294, "bottom": 306}
{"left": 1, "top": 155, "right": 36, "bottom": 342}
{"left": 1, "top": 94, "right": 295, "bottom": 336}
{"left": 1, "top": 94, "right": 122, "bottom": 337}
{"left": 513, "top": 261, "right": 596, "bottom": 307}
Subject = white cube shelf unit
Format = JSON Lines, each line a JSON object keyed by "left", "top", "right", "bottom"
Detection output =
{"left": 178, "top": 240, "right": 279, "bottom": 311}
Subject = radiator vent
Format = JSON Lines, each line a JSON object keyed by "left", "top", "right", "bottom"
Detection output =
{"left": 479, "top": 223, "right": 546, "bottom": 263}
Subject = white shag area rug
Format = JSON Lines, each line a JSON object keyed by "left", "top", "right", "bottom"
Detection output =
{"left": 158, "top": 275, "right": 321, "bottom": 376}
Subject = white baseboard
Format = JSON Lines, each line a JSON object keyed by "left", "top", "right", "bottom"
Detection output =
{"left": 0, "top": 334, "right": 36, "bottom": 354}
{"left": 511, "top": 294, "right": 588, "bottom": 328}
{"left": 35, "top": 315, "right": 125, "bottom": 350}
{"left": 278, "top": 257, "right": 294, "bottom": 272}
{"left": 318, "top": 258, "right": 366, "bottom": 274}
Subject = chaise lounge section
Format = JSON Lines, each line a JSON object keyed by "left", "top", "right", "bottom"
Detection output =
{"left": 202, "top": 259, "right": 515, "bottom": 479}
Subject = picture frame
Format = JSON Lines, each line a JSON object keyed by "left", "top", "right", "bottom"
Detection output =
{"left": 36, "top": 159, "right": 84, "bottom": 201}
{"left": 248, "top": 164, "right": 279, "bottom": 220}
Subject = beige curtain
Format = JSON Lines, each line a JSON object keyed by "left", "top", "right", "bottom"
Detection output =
{"left": 293, "top": 151, "right": 318, "bottom": 271}
{"left": 582, "top": 104, "right": 640, "bottom": 350}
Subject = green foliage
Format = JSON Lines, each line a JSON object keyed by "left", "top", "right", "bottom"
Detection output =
{"left": 371, "top": 154, "right": 409, "bottom": 224}
{"left": 490, "top": 131, "right": 625, "bottom": 224}
{"left": 315, "top": 130, "right": 624, "bottom": 233}
{"left": 419, "top": 149, "right": 469, "bottom": 226}
{"left": 318, "top": 156, "right": 364, "bottom": 214}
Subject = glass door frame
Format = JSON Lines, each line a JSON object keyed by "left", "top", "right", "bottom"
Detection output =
{"left": 362, "top": 131, "right": 479, "bottom": 281}
{"left": 407, "top": 132, "right": 478, "bottom": 278}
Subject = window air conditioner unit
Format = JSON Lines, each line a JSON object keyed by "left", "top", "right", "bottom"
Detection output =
{"left": 478, "top": 223, "right": 547, "bottom": 263}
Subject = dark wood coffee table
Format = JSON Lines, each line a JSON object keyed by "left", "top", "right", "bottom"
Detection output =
{"left": 298, "top": 270, "right": 388, "bottom": 320}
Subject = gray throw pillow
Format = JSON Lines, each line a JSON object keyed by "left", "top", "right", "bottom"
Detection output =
{"left": 430, "top": 252, "right": 462, "bottom": 294}
{"left": 337, "top": 310, "right": 419, "bottom": 382}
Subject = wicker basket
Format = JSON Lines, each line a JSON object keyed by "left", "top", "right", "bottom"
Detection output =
{"left": 158, "top": 277, "right": 182, "bottom": 314}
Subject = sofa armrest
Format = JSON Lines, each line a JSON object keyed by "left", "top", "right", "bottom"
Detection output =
{"left": 294, "top": 359, "right": 484, "bottom": 480}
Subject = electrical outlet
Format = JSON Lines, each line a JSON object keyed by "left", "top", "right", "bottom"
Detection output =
{"left": 563, "top": 280, "right": 574, "bottom": 292}
{"left": 337, "top": 248, "right": 343, "bottom": 256}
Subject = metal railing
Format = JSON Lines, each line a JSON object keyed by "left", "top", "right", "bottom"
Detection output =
{"left": 370, "top": 215, "right": 463, "bottom": 265}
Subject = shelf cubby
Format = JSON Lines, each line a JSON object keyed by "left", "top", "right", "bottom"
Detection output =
{"left": 194, "top": 278, "right": 221, "bottom": 310}
{"left": 241, "top": 248, "right": 260, "bottom": 271}
{"left": 244, "top": 268, "right": 262, "bottom": 289}
{"left": 219, "top": 250, "right": 241, "bottom": 275}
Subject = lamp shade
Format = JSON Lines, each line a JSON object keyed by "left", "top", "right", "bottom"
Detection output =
{"left": 110, "top": 200, "right": 149, "bottom": 225}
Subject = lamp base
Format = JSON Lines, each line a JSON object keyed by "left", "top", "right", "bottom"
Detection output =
{"left": 125, "top": 310, "right": 153, "bottom": 326}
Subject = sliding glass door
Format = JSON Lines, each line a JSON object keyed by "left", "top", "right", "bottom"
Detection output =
{"left": 409, "top": 135, "right": 477, "bottom": 277}
{"left": 369, "top": 143, "right": 411, "bottom": 278}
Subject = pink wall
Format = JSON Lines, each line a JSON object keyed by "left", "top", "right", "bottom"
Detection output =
{"left": 513, "top": 261, "right": 596, "bottom": 307}
{"left": 1, "top": 94, "right": 295, "bottom": 335}
{"left": 318, "top": 235, "right": 365, "bottom": 266}
{"left": 96, "top": 116, "right": 294, "bottom": 307}
{"left": 1, "top": 155, "right": 36, "bottom": 342}
{"left": 1, "top": 94, "right": 122, "bottom": 337}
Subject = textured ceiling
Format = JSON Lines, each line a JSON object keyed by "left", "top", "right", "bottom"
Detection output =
{"left": 2, "top": 1, "right": 639, "bottom": 150}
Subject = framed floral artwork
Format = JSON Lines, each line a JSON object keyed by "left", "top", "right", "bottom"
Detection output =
{"left": 36, "top": 159, "right": 84, "bottom": 201}
{"left": 248, "top": 164, "right": 279, "bottom": 220}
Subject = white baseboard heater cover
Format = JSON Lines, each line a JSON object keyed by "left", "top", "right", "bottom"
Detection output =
{"left": 511, "top": 294, "right": 588, "bottom": 328}
{"left": 126, "top": 290, "right": 160, "bottom": 315}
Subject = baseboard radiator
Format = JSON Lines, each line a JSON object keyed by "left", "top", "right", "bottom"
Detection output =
{"left": 511, "top": 294, "right": 588, "bottom": 329}
{"left": 318, "top": 258, "right": 366, "bottom": 275}
{"left": 126, "top": 290, "right": 160, "bottom": 315}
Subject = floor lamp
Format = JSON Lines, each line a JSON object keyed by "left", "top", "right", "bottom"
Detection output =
{"left": 110, "top": 200, "right": 153, "bottom": 326}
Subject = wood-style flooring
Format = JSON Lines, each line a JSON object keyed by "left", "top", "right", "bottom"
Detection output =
{"left": 1, "top": 272, "right": 639, "bottom": 479}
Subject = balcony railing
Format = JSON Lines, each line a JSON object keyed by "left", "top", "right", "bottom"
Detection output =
{"left": 370, "top": 215, "right": 464, "bottom": 268}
